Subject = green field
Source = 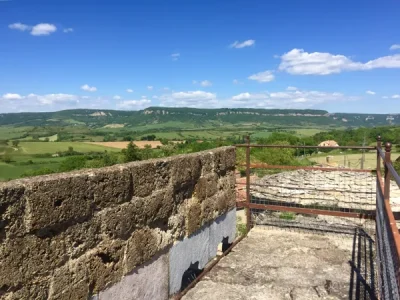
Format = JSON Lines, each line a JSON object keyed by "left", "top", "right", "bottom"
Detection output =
{"left": 17, "top": 142, "right": 119, "bottom": 154}
{"left": 310, "top": 152, "right": 400, "bottom": 170}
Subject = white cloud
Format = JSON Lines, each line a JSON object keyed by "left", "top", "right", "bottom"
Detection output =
{"left": 163, "top": 87, "right": 170, "bottom": 91}
{"left": 390, "top": 44, "right": 400, "bottom": 51}
{"left": 9, "top": 22, "right": 58, "bottom": 36}
{"left": 248, "top": 70, "right": 275, "bottom": 83}
{"left": 30, "top": 23, "right": 57, "bottom": 36}
{"left": 147, "top": 86, "right": 154, "bottom": 91}
{"left": 233, "top": 79, "right": 243, "bottom": 85}
{"left": 2, "top": 93, "right": 23, "bottom": 100}
{"left": 200, "top": 80, "right": 212, "bottom": 87}
{"left": 8, "top": 23, "right": 31, "bottom": 31}
{"left": 32, "top": 93, "right": 79, "bottom": 105}
{"left": 113, "top": 95, "right": 121, "bottom": 100}
{"left": 160, "top": 90, "right": 218, "bottom": 107}
{"left": 392, "top": 94, "right": 400, "bottom": 99}
{"left": 126, "top": 89, "right": 133, "bottom": 93}
{"left": 228, "top": 89, "right": 356, "bottom": 109}
{"left": 287, "top": 86, "right": 297, "bottom": 91}
{"left": 230, "top": 39, "right": 255, "bottom": 49}
{"left": 279, "top": 48, "right": 400, "bottom": 75}
{"left": 171, "top": 53, "right": 180, "bottom": 61}
{"left": 382, "top": 96, "right": 389, "bottom": 99}
{"left": 366, "top": 90, "right": 376, "bottom": 95}
{"left": 117, "top": 99, "right": 151, "bottom": 109}
{"left": 81, "top": 84, "right": 97, "bottom": 92}
{"left": 63, "top": 28, "right": 73, "bottom": 33}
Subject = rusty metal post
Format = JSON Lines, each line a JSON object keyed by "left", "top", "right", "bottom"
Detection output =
{"left": 384, "top": 142, "right": 391, "bottom": 201}
{"left": 245, "top": 135, "right": 251, "bottom": 233}
{"left": 376, "top": 135, "right": 381, "bottom": 171}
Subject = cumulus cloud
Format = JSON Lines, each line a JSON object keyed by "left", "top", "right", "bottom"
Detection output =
{"left": 126, "top": 89, "right": 133, "bottom": 93}
{"left": 117, "top": 99, "right": 151, "bottom": 109}
{"left": 8, "top": 23, "right": 31, "bottom": 31}
{"left": 390, "top": 44, "right": 400, "bottom": 51}
{"left": 159, "top": 90, "right": 218, "bottom": 107}
{"left": 228, "top": 89, "right": 356, "bottom": 109}
{"left": 230, "top": 40, "right": 255, "bottom": 49}
{"left": 366, "top": 90, "right": 376, "bottom": 95}
{"left": 392, "top": 94, "right": 400, "bottom": 99}
{"left": 31, "top": 23, "right": 57, "bottom": 36}
{"left": 113, "top": 95, "right": 121, "bottom": 100}
{"left": 63, "top": 28, "right": 74, "bottom": 33}
{"left": 279, "top": 48, "right": 400, "bottom": 75}
{"left": 2, "top": 93, "right": 23, "bottom": 100}
{"left": 286, "top": 86, "right": 297, "bottom": 91}
{"left": 248, "top": 70, "right": 275, "bottom": 83}
{"left": 9, "top": 22, "right": 59, "bottom": 36}
{"left": 171, "top": 53, "right": 180, "bottom": 61}
{"left": 81, "top": 84, "right": 97, "bottom": 92}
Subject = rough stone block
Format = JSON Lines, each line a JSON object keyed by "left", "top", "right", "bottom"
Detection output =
{"left": 89, "top": 165, "right": 133, "bottom": 209}
{"left": 199, "top": 151, "right": 214, "bottom": 175}
{"left": 194, "top": 173, "right": 218, "bottom": 202}
{"left": 23, "top": 172, "right": 94, "bottom": 232}
{"left": 124, "top": 227, "right": 171, "bottom": 274}
{"left": 49, "top": 240, "right": 125, "bottom": 299}
{"left": 100, "top": 201, "right": 142, "bottom": 239}
{"left": 0, "top": 235, "right": 68, "bottom": 288}
{"left": 213, "top": 147, "right": 236, "bottom": 176}
{"left": 170, "top": 155, "right": 202, "bottom": 189}
{"left": 128, "top": 160, "right": 170, "bottom": 198}
{"left": 186, "top": 200, "right": 202, "bottom": 236}
{"left": 1, "top": 278, "right": 49, "bottom": 300}
{"left": 0, "top": 183, "right": 25, "bottom": 239}
{"left": 143, "top": 187, "right": 174, "bottom": 227}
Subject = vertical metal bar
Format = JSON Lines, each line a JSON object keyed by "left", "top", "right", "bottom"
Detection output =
{"left": 377, "top": 135, "right": 381, "bottom": 171}
{"left": 384, "top": 142, "right": 391, "bottom": 201}
{"left": 245, "top": 135, "right": 251, "bottom": 233}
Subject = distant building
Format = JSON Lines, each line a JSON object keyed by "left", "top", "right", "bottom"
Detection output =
{"left": 318, "top": 140, "right": 339, "bottom": 147}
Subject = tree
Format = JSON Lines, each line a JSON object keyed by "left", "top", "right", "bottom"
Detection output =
{"left": 12, "top": 140, "right": 20, "bottom": 148}
{"left": 124, "top": 142, "right": 141, "bottom": 162}
{"left": 59, "top": 156, "right": 87, "bottom": 172}
{"left": 3, "top": 152, "right": 12, "bottom": 163}
{"left": 142, "top": 144, "right": 152, "bottom": 160}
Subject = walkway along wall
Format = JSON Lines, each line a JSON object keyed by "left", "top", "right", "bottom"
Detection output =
{"left": 0, "top": 147, "right": 236, "bottom": 300}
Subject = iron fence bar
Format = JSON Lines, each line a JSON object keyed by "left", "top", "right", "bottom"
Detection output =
{"left": 245, "top": 135, "right": 251, "bottom": 233}
{"left": 237, "top": 202, "right": 375, "bottom": 220}
{"left": 387, "top": 163, "right": 400, "bottom": 189}
{"left": 235, "top": 144, "right": 376, "bottom": 150}
{"left": 384, "top": 143, "right": 391, "bottom": 201}
{"left": 238, "top": 163, "right": 373, "bottom": 173}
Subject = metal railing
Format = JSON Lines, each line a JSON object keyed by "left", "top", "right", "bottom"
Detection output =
{"left": 235, "top": 135, "right": 400, "bottom": 298}
{"left": 375, "top": 137, "right": 400, "bottom": 299}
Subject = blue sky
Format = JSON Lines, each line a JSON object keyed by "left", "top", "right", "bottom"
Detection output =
{"left": 1, "top": 0, "right": 400, "bottom": 113}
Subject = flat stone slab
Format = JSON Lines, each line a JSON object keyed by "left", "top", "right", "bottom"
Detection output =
{"left": 182, "top": 227, "right": 375, "bottom": 300}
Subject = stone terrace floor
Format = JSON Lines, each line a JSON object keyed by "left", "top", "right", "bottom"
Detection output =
{"left": 182, "top": 226, "right": 376, "bottom": 300}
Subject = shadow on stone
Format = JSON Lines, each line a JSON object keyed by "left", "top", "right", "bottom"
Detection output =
{"left": 180, "top": 261, "right": 203, "bottom": 292}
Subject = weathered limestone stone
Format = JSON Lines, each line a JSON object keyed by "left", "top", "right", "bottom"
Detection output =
{"left": 49, "top": 240, "right": 125, "bottom": 299}
{"left": 124, "top": 227, "right": 171, "bottom": 274}
{"left": 213, "top": 147, "right": 236, "bottom": 176}
{"left": 194, "top": 173, "right": 218, "bottom": 202}
{"left": 0, "top": 183, "right": 25, "bottom": 239}
{"left": 1, "top": 278, "right": 49, "bottom": 300}
{"left": 0, "top": 146, "right": 237, "bottom": 299}
{"left": 89, "top": 165, "right": 133, "bottom": 209}
{"left": 186, "top": 199, "right": 202, "bottom": 236}
{"left": 0, "top": 235, "right": 68, "bottom": 288}
{"left": 129, "top": 160, "right": 170, "bottom": 198}
{"left": 23, "top": 172, "right": 94, "bottom": 232}
{"left": 171, "top": 155, "right": 202, "bottom": 189}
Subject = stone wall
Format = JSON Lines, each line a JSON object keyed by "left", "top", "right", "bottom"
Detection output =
{"left": 0, "top": 147, "right": 236, "bottom": 300}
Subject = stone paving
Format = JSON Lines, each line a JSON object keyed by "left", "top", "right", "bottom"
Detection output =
{"left": 182, "top": 226, "right": 375, "bottom": 300}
